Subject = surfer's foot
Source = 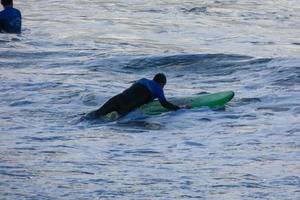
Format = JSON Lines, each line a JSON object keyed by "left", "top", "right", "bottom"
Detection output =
{"left": 83, "top": 111, "right": 98, "bottom": 120}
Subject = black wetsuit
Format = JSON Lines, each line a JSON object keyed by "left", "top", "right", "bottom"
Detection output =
{"left": 92, "top": 79, "right": 180, "bottom": 118}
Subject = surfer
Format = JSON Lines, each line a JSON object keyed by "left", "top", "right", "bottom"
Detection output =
{"left": 88, "top": 73, "right": 188, "bottom": 119}
{"left": 0, "top": 0, "right": 21, "bottom": 34}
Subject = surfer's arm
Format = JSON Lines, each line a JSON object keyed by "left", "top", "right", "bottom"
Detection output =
{"left": 159, "top": 100, "right": 180, "bottom": 111}
{"left": 157, "top": 90, "right": 180, "bottom": 111}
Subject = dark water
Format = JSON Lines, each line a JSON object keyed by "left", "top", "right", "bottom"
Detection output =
{"left": 0, "top": 0, "right": 299, "bottom": 199}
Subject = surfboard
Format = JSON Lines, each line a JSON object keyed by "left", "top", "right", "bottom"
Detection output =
{"left": 141, "top": 91, "right": 235, "bottom": 115}
{"left": 101, "top": 91, "right": 234, "bottom": 120}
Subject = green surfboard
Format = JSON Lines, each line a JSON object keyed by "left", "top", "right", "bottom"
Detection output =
{"left": 141, "top": 91, "right": 235, "bottom": 115}
{"left": 103, "top": 91, "right": 234, "bottom": 120}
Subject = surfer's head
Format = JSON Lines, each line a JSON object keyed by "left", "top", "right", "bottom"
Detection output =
{"left": 153, "top": 73, "right": 166, "bottom": 88}
{"left": 1, "top": 0, "right": 13, "bottom": 7}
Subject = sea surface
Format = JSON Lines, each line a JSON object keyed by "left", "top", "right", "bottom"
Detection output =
{"left": 0, "top": 0, "right": 300, "bottom": 199}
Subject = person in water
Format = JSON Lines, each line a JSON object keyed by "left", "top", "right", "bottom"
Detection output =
{"left": 89, "top": 73, "right": 187, "bottom": 119}
{"left": 0, "top": 0, "right": 21, "bottom": 34}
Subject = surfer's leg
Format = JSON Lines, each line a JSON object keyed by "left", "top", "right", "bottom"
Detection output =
{"left": 95, "top": 95, "right": 121, "bottom": 117}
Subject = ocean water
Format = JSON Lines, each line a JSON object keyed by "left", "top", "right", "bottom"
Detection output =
{"left": 0, "top": 0, "right": 299, "bottom": 199}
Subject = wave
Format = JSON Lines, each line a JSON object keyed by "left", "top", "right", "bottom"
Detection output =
{"left": 86, "top": 53, "right": 300, "bottom": 90}
{"left": 125, "top": 53, "right": 252, "bottom": 67}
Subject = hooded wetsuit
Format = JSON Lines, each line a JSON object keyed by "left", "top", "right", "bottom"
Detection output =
{"left": 93, "top": 78, "right": 179, "bottom": 117}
